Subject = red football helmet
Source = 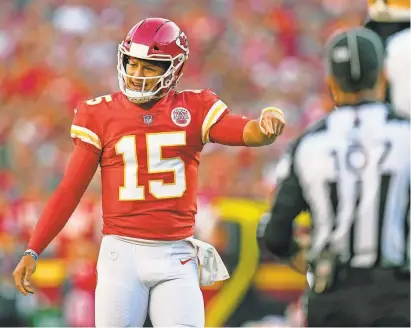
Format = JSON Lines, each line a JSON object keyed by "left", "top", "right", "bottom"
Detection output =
{"left": 117, "top": 18, "right": 189, "bottom": 104}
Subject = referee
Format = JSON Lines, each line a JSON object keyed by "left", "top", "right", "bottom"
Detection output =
{"left": 263, "top": 27, "right": 410, "bottom": 327}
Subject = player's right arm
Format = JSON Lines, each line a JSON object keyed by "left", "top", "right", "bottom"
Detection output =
{"left": 12, "top": 102, "right": 102, "bottom": 296}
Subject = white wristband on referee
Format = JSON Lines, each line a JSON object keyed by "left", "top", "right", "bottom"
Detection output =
{"left": 258, "top": 107, "right": 284, "bottom": 134}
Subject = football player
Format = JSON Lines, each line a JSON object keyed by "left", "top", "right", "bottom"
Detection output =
{"left": 12, "top": 18, "right": 286, "bottom": 327}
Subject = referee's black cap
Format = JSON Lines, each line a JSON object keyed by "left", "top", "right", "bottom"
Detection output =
{"left": 325, "top": 27, "right": 385, "bottom": 93}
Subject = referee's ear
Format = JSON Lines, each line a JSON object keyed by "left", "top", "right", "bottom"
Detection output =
{"left": 325, "top": 76, "right": 337, "bottom": 102}
{"left": 326, "top": 76, "right": 356, "bottom": 105}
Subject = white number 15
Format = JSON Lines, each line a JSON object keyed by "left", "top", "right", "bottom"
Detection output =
{"left": 115, "top": 132, "right": 187, "bottom": 200}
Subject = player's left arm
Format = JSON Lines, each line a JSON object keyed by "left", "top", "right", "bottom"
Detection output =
{"left": 263, "top": 145, "right": 309, "bottom": 274}
{"left": 200, "top": 90, "right": 285, "bottom": 146}
{"left": 207, "top": 107, "right": 285, "bottom": 146}
{"left": 243, "top": 107, "right": 286, "bottom": 146}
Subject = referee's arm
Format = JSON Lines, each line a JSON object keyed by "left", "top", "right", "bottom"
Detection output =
{"left": 264, "top": 149, "right": 308, "bottom": 272}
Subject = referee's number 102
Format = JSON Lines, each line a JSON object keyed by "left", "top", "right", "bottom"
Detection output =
{"left": 330, "top": 141, "right": 392, "bottom": 174}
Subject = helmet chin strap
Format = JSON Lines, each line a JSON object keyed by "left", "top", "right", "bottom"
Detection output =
{"left": 126, "top": 92, "right": 164, "bottom": 104}
{"left": 124, "top": 83, "right": 166, "bottom": 104}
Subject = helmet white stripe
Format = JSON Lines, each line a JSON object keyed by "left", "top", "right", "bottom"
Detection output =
{"left": 129, "top": 43, "right": 149, "bottom": 57}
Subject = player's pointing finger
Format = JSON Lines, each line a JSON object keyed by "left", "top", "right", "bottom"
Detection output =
{"left": 13, "top": 267, "right": 28, "bottom": 296}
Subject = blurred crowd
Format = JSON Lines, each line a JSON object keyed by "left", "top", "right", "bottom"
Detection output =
{"left": 0, "top": 0, "right": 368, "bottom": 326}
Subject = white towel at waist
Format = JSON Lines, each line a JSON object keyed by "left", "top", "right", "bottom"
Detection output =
{"left": 186, "top": 237, "right": 230, "bottom": 286}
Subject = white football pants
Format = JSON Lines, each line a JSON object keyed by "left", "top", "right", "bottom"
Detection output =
{"left": 95, "top": 235, "right": 204, "bottom": 327}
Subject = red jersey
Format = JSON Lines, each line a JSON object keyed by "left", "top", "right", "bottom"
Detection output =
{"left": 70, "top": 89, "right": 229, "bottom": 240}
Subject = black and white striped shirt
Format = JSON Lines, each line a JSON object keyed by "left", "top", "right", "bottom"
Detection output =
{"left": 264, "top": 102, "right": 410, "bottom": 269}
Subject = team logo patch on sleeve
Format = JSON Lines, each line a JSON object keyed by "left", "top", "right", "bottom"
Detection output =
{"left": 171, "top": 107, "right": 191, "bottom": 127}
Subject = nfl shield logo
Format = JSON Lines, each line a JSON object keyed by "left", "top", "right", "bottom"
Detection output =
{"left": 143, "top": 114, "right": 153, "bottom": 125}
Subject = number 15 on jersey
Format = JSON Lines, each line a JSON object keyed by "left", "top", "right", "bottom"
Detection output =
{"left": 115, "top": 132, "right": 187, "bottom": 201}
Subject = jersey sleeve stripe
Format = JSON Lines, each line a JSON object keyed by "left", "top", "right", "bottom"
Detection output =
{"left": 202, "top": 100, "right": 228, "bottom": 143}
{"left": 70, "top": 125, "right": 102, "bottom": 149}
